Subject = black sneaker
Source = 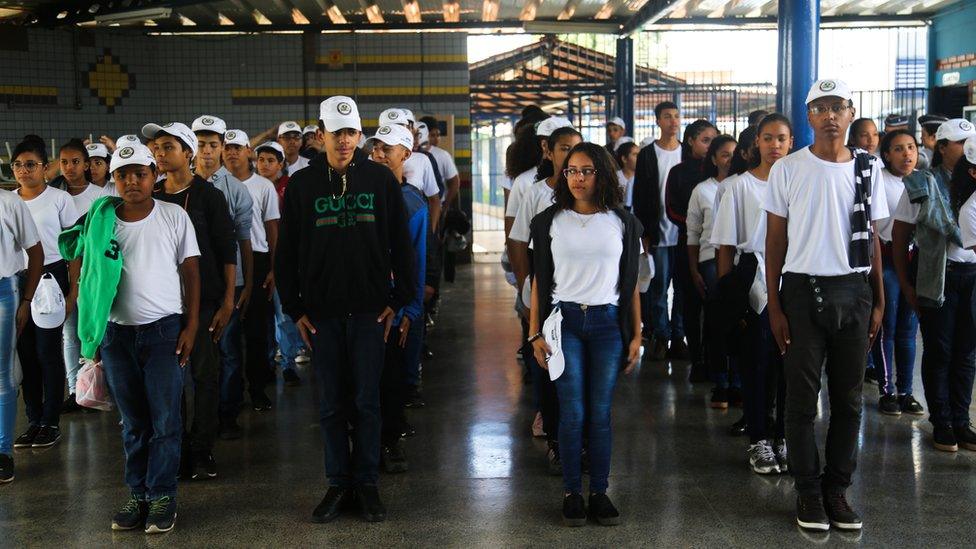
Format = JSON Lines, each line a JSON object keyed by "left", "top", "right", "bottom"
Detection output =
{"left": 547, "top": 441, "right": 562, "bottom": 476}
{"left": 879, "top": 394, "right": 901, "bottom": 416}
{"left": 669, "top": 338, "right": 690, "bottom": 360}
{"left": 795, "top": 493, "right": 829, "bottom": 531}
{"left": 404, "top": 385, "right": 425, "bottom": 409}
{"left": 953, "top": 424, "right": 976, "bottom": 451}
{"left": 191, "top": 453, "right": 217, "bottom": 480}
{"left": 899, "top": 394, "right": 925, "bottom": 415}
{"left": 0, "top": 454, "right": 13, "bottom": 484}
{"left": 251, "top": 391, "right": 273, "bottom": 412}
{"left": 13, "top": 424, "right": 40, "bottom": 448}
{"left": 381, "top": 441, "right": 408, "bottom": 474}
{"left": 710, "top": 387, "right": 729, "bottom": 409}
{"left": 934, "top": 424, "right": 959, "bottom": 452}
{"left": 728, "top": 416, "right": 747, "bottom": 437}
{"left": 219, "top": 419, "right": 243, "bottom": 440}
{"left": 283, "top": 369, "right": 302, "bottom": 387}
{"left": 31, "top": 425, "right": 61, "bottom": 448}
{"left": 728, "top": 386, "right": 743, "bottom": 407}
{"left": 562, "top": 493, "right": 586, "bottom": 527}
{"left": 356, "top": 485, "right": 387, "bottom": 522}
{"left": 62, "top": 393, "right": 81, "bottom": 414}
{"left": 588, "top": 493, "right": 620, "bottom": 526}
{"left": 144, "top": 496, "right": 177, "bottom": 534}
{"left": 112, "top": 495, "right": 148, "bottom": 530}
{"left": 312, "top": 486, "right": 351, "bottom": 523}
{"left": 823, "top": 489, "right": 862, "bottom": 530}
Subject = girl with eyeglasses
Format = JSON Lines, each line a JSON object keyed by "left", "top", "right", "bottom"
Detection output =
{"left": 528, "top": 142, "right": 642, "bottom": 527}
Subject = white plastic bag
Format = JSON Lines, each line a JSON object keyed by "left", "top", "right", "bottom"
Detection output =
{"left": 638, "top": 252, "right": 655, "bottom": 293}
{"left": 76, "top": 359, "right": 114, "bottom": 411}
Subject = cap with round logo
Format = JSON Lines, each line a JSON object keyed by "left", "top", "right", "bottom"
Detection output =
{"left": 365, "top": 124, "right": 415, "bottom": 152}
{"left": 141, "top": 121, "right": 198, "bottom": 158}
{"left": 109, "top": 142, "right": 156, "bottom": 174}
{"left": 31, "top": 273, "right": 65, "bottom": 330}
{"left": 224, "top": 129, "right": 250, "bottom": 147}
{"left": 255, "top": 141, "right": 286, "bottom": 161}
{"left": 608, "top": 116, "right": 626, "bottom": 130}
{"left": 85, "top": 143, "right": 110, "bottom": 159}
{"left": 379, "top": 108, "right": 410, "bottom": 127}
{"left": 417, "top": 122, "right": 430, "bottom": 145}
{"left": 191, "top": 115, "right": 227, "bottom": 135}
{"left": 536, "top": 117, "right": 575, "bottom": 137}
{"left": 936, "top": 118, "right": 976, "bottom": 142}
{"left": 805, "top": 78, "right": 853, "bottom": 105}
{"left": 277, "top": 121, "right": 302, "bottom": 137}
{"left": 319, "top": 96, "right": 362, "bottom": 133}
{"left": 302, "top": 124, "right": 318, "bottom": 135}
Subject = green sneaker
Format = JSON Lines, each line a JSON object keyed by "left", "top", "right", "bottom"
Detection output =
{"left": 111, "top": 495, "right": 148, "bottom": 530}
{"left": 144, "top": 496, "right": 177, "bottom": 534}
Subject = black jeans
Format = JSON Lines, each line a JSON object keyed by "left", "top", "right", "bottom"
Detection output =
{"left": 676, "top": 241, "right": 703, "bottom": 364}
{"left": 524, "top": 337, "right": 559, "bottom": 443}
{"left": 185, "top": 303, "right": 220, "bottom": 455}
{"left": 244, "top": 252, "right": 274, "bottom": 398}
{"left": 917, "top": 262, "right": 976, "bottom": 428}
{"left": 380, "top": 319, "right": 422, "bottom": 446}
{"left": 780, "top": 272, "right": 871, "bottom": 495}
{"left": 17, "top": 261, "right": 68, "bottom": 427}
{"left": 741, "top": 310, "right": 786, "bottom": 443}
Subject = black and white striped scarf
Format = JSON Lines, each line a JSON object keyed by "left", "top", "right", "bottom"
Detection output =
{"left": 849, "top": 148, "right": 875, "bottom": 269}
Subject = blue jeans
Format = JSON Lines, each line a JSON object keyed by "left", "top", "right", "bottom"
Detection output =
{"left": 918, "top": 263, "right": 976, "bottom": 428}
{"left": 648, "top": 245, "right": 684, "bottom": 340}
{"left": 219, "top": 287, "right": 244, "bottom": 421}
{"left": 63, "top": 310, "right": 81, "bottom": 394}
{"left": 871, "top": 263, "right": 919, "bottom": 396}
{"left": 101, "top": 315, "right": 185, "bottom": 500}
{"left": 0, "top": 277, "right": 17, "bottom": 455}
{"left": 271, "top": 290, "right": 301, "bottom": 372}
{"left": 310, "top": 313, "right": 385, "bottom": 487}
{"left": 403, "top": 319, "right": 424, "bottom": 388}
{"left": 554, "top": 303, "right": 624, "bottom": 494}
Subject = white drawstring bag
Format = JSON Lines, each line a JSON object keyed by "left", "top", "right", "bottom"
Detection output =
{"left": 638, "top": 252, "right": 654, "bottom": 293}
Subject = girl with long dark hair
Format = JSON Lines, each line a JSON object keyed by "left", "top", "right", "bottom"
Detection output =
{"left": 615, "top": 141, "right": 639, "bottom": 210}
{"left": 847, "top": 118, "right": 880, "bottom": 156}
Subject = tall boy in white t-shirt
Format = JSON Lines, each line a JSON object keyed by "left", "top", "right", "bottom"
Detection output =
{"left": 764, "top": 79, "right": 887, "bottom": 533}
{"left": 100, "top": 143, "right": 201, "bottom": 534}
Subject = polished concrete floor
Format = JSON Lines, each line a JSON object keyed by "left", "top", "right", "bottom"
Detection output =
{"left": 3, "top": 263, "right": 976, "bottom": 548}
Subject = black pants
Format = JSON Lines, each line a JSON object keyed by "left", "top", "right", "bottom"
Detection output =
{"left": 381, "top": 331, "right": 409, "bottom": 446}
{"left": 524, "top": 338, "right": 559, "bottom": 443}
{"left": 244, "top": 252, "right": 274, "bottom": 398}
{"left": 780, "top": 272, "right": 871, "bottom": 495}
{"left": 741, "top": 310, "right": 786, "bottom": 443}
{"left": 675, "top": 241, "right": 703, "bottom": 364}
{"left": 17, "top": 261, "right": 68, "bottom": 427}
{"left": 917, "top": 262, "right": 976, "bottom": 428}
{"left": 186, "top": 303, "right": 220, "bottom": 455}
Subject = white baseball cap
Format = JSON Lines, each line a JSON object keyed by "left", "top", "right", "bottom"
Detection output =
{"left": 379, "top": 108, "right": 409, "bottom": 127}
{"left": 614, "top": 136, "right": 635, "bottom": 151}
{"left": 302, "top": 124, "right": 318, "bottom": 136}
{"left": 191, "top": 115, "right": 227, "bottom": 135}
{"left": 85, "top": 143, "right": 110, "bottom": 159}
{"left": 255, "top": 141, "right": 285, "bottom": 161}
{"left": 277, "top": 121, "right": 302, "bottom": 137}
{"left": 965, "top": 136, "right": 976, "bottom": 165}
{"left": 141, "top": 122, "right": 198, "bottom": 157}
{"left": 536, "top": 117, "right": 574, "bottom": 137}
{"left": 110, "top": 143, "right": 156, "bottom": 173}
{"left": 224, "top": 129, "right": 249, "bottom": 147}
{"left": 319, "top": 96, "right": 362, "bottom": 132}
{"left": 936, "top": 118, "right": 976, "bottom": 142}
{"left": 417, "top": 122, "right": 430, "bottom": 145}
{"left": 366, "top": 124, "right": 415, "bottom": 151}
{"left": 31, "top": 273, "right": 65, "bottom": 330}
{"left": 402, "top": 108, "right": 416, "bottom": 125}
{"left": 805, "top": 78, "right": 853, "bottom": 105}
{"left": 116, "top": 134, "right": 141, "bottom": 147}
{"left": 608, "top": 116, "right": 626, "bottom": 130}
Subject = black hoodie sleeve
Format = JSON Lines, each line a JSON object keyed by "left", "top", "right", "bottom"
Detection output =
{"left": 386, "top": 176, "right": 416, "bottom": 312}
{"left": 275, "top": 177, "right": 304, "bottom": 320}
{"left": 632, "top": 144, "right": 661, "bottom": 245}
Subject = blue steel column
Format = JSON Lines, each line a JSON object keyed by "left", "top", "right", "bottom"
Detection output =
{"left": 777, "top": 0, "right": 820, "bottom": 148}
{"left": 616, "top": 37, "right": 635, "bottom": 137}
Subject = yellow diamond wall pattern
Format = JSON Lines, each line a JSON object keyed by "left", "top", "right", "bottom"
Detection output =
{"left": 84, "top": 50, "right": 133, "bottom": 112}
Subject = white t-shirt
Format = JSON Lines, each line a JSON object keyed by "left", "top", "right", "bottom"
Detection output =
{"left": 505, "top": 168, "right": 537, "bottom": 218}
{"left": 241, "top": 174, "right": 280, "bottom": 253}
{"left": 654, "top": 143, "right": 682, "bottom": 247}
{"left": 510, "top": 179, "right": 555, "bottom": 243}
{"left": 876, "top": 168, "right": 906, "bottom": 243}
{"left": 287, "top": 155, "right": 309, "bottom": 176}
{"left": 960, "top": 192, "right": 976, "bottom": 252}
{"left": 110, "top": 200, "right": 201, "bottom": 325}
{"left": 100, "top": 181, "right": 119, "bottom": 197}
{"left": 69, "top": 184, "right": 105, "bottom": 217}
{"left": 617, "top": 169, "right": 635, "bottom": 210}
{"left": 686, "top": 177, "right": 719, "bottom": 262}
{"left": 894, "top": 190, "right": 976, "bottom": 263}
{"left": 711, "top": 172, "right": 768, "bottom": 255}
{"left": 18, "top": 186, "right": 79, "bottom": 266}
{"left": 550, "top": 210, "right": 624, "bottom": 305}
{"left": 764, "top": 147, "right": 889, "bottom": 276}
{"left": 428, "top": 145, "right": 459, "bottom": 181}
{"left": 0, "top": 189, "right": 41, "bottom": 278}
{"left": 403, "top": 153, "right": 440, "bottom": 198}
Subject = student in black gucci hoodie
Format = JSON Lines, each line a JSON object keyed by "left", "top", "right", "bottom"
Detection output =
{"left": 275, "top": 96, "right": 415, "bottom": 525}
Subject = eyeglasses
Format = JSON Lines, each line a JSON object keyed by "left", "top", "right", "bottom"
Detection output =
{"left": 563, "top": 168, "right": 597, "bottom": 178}
{"left": 808, "top": 103, "right": 851, "bottom": 115}
{"left": 12, "top": 161, "right": 45, "bottom": 172}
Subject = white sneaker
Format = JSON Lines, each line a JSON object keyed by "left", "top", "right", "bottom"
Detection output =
{"left": 748, "top": 440, "right": 780, "bottom": 474}
{"left": 295, "top": 349, "right": 310, "bottom": 364}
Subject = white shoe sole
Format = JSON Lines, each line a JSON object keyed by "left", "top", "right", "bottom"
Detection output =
{"left": 0, "top": 476, "right": 13, "bottom": 484}
{"left": 750, "top": 462, "right": 780, "bottom": 475}
{"left": 111, "top": 522, "right": 140, "bottom": 531}
{"left": 830, "top": 520, "right": 862, "bottom": 530}
{"left": 144, "top": 515, "right": 176, "bottom": 534}
{"left": 797, "top": 518, "right": 830, "bottom": 531}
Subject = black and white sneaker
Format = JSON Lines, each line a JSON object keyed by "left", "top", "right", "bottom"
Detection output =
{"left": 774, "top": 439, "right": 788, "bottom": 473}
{"left": 748, "top": 440, "right": 780, "bottom": 474}
{"left": 404, "top": 385, "right": 425, "bottom": 409}
{"left": 899, "top": 394, "right": 925, "bottom": 415}
{"left": 31, "top": 425, "right": 61, "bottom": 448}
{"left": 0, "top": 454, "right": 13, "bottom": 484}
{"left": 112, "top": 495, "right": 148, "bottom": 530}
{"left": 144, "top": 496, "right": 177, "bottom": 534}
{"left": 823, "top": 490, "right": 862, "bottom": 530}
{"left": 13, "top": 424, "right": 40, "bottom": 448}
{"left": 381, "top": 441, "right": 408, "bottom": 473}
{"left": 251, "top": 391, "right": 273, "bottom": 412}
{"left": 954, "top": 424, "right": 976, "bottom": 451}
{"left": 933, "top": 424, "right": 959, "bottom": 452}
{"left": 879, "top": 394, "right": 901, "bottom": 416}
{"left": 191, "top": 453, "right": 217, "bottom": 480}
{"left": 796, "top": 493, "right": 829, "bottom": 531}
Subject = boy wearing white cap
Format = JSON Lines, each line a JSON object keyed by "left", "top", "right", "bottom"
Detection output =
{"left": 85, "top": 142, "right": 113, "bottom": 194}
{"left": 379, "top": 107, "right": 442, "bottom": 230}
{"left": 301, "top": 124, "right": 321, "bottom": 160}
{"left": 98, "top": 142, "right": 201, "bottom": 533}
{"left": 144, "top": 121, "right": 237, "bottom": 481}
{"left": 276, "top": 96, "right": 415, "bottom": 523}
{"left": 606, "top": 116, "right": 627, "bottom": 155}
{"left": 277, "top": 121, "right": 309, "bottom": 175}
{"left": 419, "top": 116, "right": 461, "bottom": 208}
{"left": 764, "top": 78, "right": 888, "bottom": 532}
